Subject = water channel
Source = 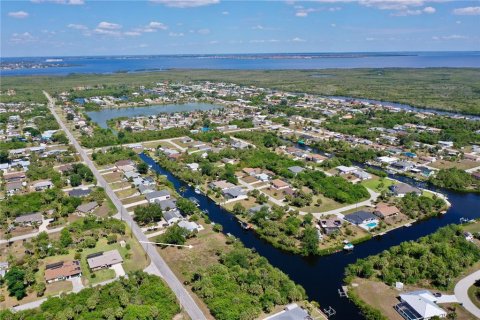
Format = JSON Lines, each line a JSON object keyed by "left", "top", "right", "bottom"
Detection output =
{"left": 140, "top": 152, "right": 480, "bottom": 320}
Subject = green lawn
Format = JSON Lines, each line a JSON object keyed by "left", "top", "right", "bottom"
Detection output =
{"left": 361, "top": 177, "right": 396, "bottom": 193}
{"left": 462, "top": 221, "right": 480, "bottom": 233}
{"left": 468, "top": 284, "right": 480, "bottom": 309}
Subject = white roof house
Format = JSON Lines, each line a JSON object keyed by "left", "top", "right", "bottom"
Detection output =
{"left": 396, "top": 290, "right": 447, "bottom": 320}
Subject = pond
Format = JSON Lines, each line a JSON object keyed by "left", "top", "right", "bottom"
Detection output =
{"left": 86, "top": 103, "right": 222, "bottom": 129}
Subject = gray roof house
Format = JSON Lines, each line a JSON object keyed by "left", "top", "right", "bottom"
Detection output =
{"left": 344, "top": 211, "right": 378, "bottom": 225}
{"left": 146, "top": 190, "right": 170, "bottom": 203}
{"left": 87, "top": 250, "right": 123, "bottom": 271}
{"left": 68, "top": 188, "right": 92, "bottom": 197}
{"left": 265, "top": 303, "right": 310, "bottom": 320}
{"left": 288, "top": 166, "right": 305, "bottom": 175}
{"left": 76, "top": 201, "right": 98, "bottom": 214}
{"left": 15, "top": 213, "right": 43, "bottom": 225}
{"left": 390, "top": 183, "right": 422, "bottom": 197}
{"left": 222, "top": 187, "right": 247, "bottom": 200}
{"left": 156, "top": 199, "right": 177, "bottom": 211}
{"left": 138, "top": 184, "right": 155, "bottom": 194}
{"left": 163, "top": 210, "right": 183, "bottom": 225}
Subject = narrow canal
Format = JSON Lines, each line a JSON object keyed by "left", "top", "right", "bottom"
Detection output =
{"left": 140, "top": 153, "right": 480, "bottom": 319}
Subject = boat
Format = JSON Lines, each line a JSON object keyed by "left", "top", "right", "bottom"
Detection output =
{"left": 202, "top": 209, "right": 209, "bottom": 214}
{"left": 188, "top": 197, "right": 200, "bottom": 207}
{"left": 194, "top": 187, "right": 201, "bottom": 194}
{"left": 343, "top": 241, "right": 354, "bottom": 251}
{"left": 239, "top": 221, "right": 251, "bottom": 230}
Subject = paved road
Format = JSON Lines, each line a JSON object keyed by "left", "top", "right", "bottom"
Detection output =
{"left": 454, "top": 269, "right": 480, "bottom": 319}
{"left": 44, "top": 92, "right": 207, "bottom": 320}
{"left": 0, "top": 225, "right": 64, "bottom": 244}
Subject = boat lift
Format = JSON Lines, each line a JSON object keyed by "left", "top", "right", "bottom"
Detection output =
{"left": 323, "top": 306, "right": 336, "bottom": 317}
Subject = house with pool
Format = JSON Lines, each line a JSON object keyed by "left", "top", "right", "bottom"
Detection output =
{"left": 344, "top": 210, "right": 379, "bottom": 231}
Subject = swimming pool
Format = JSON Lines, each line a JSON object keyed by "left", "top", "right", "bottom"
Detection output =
{"left": 366, "top": 222, "right": 378, "bottom": 229}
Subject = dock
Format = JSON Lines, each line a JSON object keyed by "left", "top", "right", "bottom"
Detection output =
{"left": 323, "top": 306, "right": 336, "bottom": 317}
{"left": 338, "top": 286, "right": 349, "bottom": 298}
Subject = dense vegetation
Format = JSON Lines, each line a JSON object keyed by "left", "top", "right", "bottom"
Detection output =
{"left": 0, "top": 271, "right": 180, "bottom": 320}
{"left": 397, "top": 193, "right": 446, "bottom": 219}
{"left": 298, "top": 171, "right": 369, "bottom": 204}
{"left": 430, "top": 167, "right": 479, "bottom": 192}
{"left": 345, "top": 225, "right": 480, "bottom": 289}
{"left": 3, "top": 68, "right": 479, "bottom": 113}
{"left": 92, "top": 147, "right": 138, "bottom": 165}
{"left": 190, "top": 244, "right": 306, "bottom": 319}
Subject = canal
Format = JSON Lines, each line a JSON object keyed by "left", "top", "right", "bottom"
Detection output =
{"left": 140, "top": 152, "right": 480, "bottom": 319}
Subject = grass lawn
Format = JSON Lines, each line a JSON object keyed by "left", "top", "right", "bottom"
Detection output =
{"left": 462, "top": 221, "right": 480, "bottom": 233}
{"left": 103, "top": 172, "right": 123, "bottom": 183}
{"left": 300, "top": 194, "right": 346, "bottom": 213}
{"left": 121, "top": 195, "right": 145, "bottom": 205}
{"left": 223, "top": 196, "right": 259, "bottom": 211}
{"left": 115, "top": 188, "right": 138, "bottom": 199}
{"left": 110, "top": 181, "right": 131, "bottom": 190}
{"left": 158, "top": 222, "right": 230, "bottom": 320}
{"left": 468, "top": 285, "right": 480, "bottom": 309}
{"left": 430, "top": 160, "right": 480, "bottom": 170}
{"left": 361, "top": 177, "right": 396, "bottom": 193}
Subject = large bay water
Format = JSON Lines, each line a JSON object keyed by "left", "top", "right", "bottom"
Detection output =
{"left": 2, "top": 52, "right": 480, "bottom": 76}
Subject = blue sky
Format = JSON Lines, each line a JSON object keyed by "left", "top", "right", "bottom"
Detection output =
{"left": 1, "top": 0, "right": 480, "bottom": 57}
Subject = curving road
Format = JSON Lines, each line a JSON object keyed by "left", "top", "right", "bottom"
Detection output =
{"left": 43, "top": 91, "right": 207, "bottom": 320}
{"left": 454, "top": 269, "right": 480, "bottom": 319}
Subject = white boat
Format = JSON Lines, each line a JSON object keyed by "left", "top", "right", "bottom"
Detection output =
{"left": 343, "top": 243, "right": 354, "bottom": 251}
{"left": 194, "top": 187, "right": 201, "bottom": 194}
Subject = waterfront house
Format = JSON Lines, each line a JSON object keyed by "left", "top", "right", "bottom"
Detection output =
{"left": 209, "top": 180, "right": 236, "bottom": 191}
{"left": 87, "top": 250, "right": 123, "bottom": 272}
{"left": 390, "top": 183, "right": 422, "bottom": 197}
{"left": 319, "top": 218, "right": 342, "bottom": 235}
{"left": 336, "top": 166, "right": 357, "bottom": 175}
{"left": 222, "top": 187, "right": 247, "bottom": 200}
{"left": 264, "top": 303, "right": 311, "bottom": 320}
{"left": 146, "top": 190, "right": 170, "bottom": 203}
{"left": 178, "top": 220, "right": 202, "bottom": 232}
{"left": 374, "top": 203, "right": 400, "bottom": 219}
{"left": 44, "top": 260, "right": 82, "bottom": 283}
{"left": 395, "top": 290, "right": 447, "bottom": 320}
{"left": 156, "top": 199, "right": 177, "bottom": 212}
{"left": 344, "top": 211, "right": 378, "bottom": 226}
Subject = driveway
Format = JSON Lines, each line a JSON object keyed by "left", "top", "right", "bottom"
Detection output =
{"left": 110, "top": 263, "right": 126, "bottom": 278}
{"left": 70, "top": 276, "right": 84, "bottom": 293}
{"left": 454, "top": 270, "right": 480, "bottom": 319}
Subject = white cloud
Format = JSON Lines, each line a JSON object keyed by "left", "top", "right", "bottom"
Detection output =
{"left": 197, "top": 28, "right": 210, "bottom": 35}
{"left": 147, "top": 21, "right": 168, "bottom": 30}
{"left": 249, "top": 39, "right": 279, "bottom": 43}
{"left": 423, "top": 6, "right": 435, "bottom": 14}
{"left": 31, "top": 0, "right": 84, "bottom": 5}
{"left": 169, "top": 32, "right": 185, "bottom": 37}
{"left": 221, "top": 11, "right": 229, "bottom": 15}
{"left": 453, "top": 6, "right": 480, "bottom": 15}
{"left": 150, "top": 0, "right": 219, "bottom": 8}
{"left": 93, "top": 28, "right": 121, "bottom": 36}
{"left": 295, "top": 8, "right": 318, "bottom": 17}
{"left": 432, "top": 34, "right": 469, "bottom": 40}
{"left": 10, "top": 32, "right": 37, "bottom": 43}
{"left": 124, "top": 31, "right": 142, "bottom": 37}
{"left": 8, "top": 11, "right": 29, "bottom": 19}
{"left": 252, "top": 25, "right": 264, "bottom": 30}
{"left": 97, "top": 21, "right": 122, "bottom": 30}
{"left": 292, "top": 37, "right": 306, "bottom": 42}
{"left": 331, "top": 23, "right": 337, "bottom": 27}
{"left": 67, "top": 23, "right": 87, "bottom": 30}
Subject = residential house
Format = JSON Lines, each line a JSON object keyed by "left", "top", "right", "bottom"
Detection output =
{"left": 115, "top": 160, "right": 135, "bottom": 172}
{"left": 0, "top": 262, "right": 9, "bottom": 278}
{"left": 288, "top": 166, "right": 304, "bottom": 175}
{"left": 336, "top": 166, "right": 357, "bottom": 175}
{"left": 353, "top": 170, "right": 372, "bottom": 180}
{"left": 68, "top": 188, "right": 92, "bottom": 197}
{"left": 44, "top": 260, "right": 82, "bottom": 283}
{"left": 391, "top": 161, "right": 415, "bottom": 172}
{"left": 390, "top": 183, "right": 422, "bottom": 197}
{"left": 395, "top": 290, "right": 447, "bottom": 320}
{"left": 374, "top": 203, "right": 400, "bottom": 219}
{"left": 163, "top": 210, "right": 183, "bottom": 225}
{"left": 178, "top": 220, "right": 202, "bottom": 232}
{"left": 3, "top": 171, "right": 26, "bottom": 182}
{"left": 146, "top": 190, "right": 170, "bottom": 203}
{"left": 15, "top": 212, "right": 43, "bottom": 226}
{"left": 87, "top": 250, "right": 123, "bottom": 272}
{"left": 264, "top": 303, "right": 311, "bottom": 320}
{"left": 76, "top": 201, "right": 98, "bottom": 214}
{"left": 344, "top": 211, "right": 378, "bottom": 226}
{"left": 6, "top": 181, "right": 23, "bottom": 195}
{"left": 222, "top": 187, "right": 247, "bottom": 200}
{"left": 319, "top": 218, "right": 342, "bottom": 235}
{"left": 32, "top": 180, "right": 53, "bottom": 191}
{"left": 156, "top": 199, "right": 177, "bottom": 212}
{"left": 209, "top": 180, "right": 236, "bottom": 191}
{"left": 138, "top": 184, "right": 155, "bottom": 194}
{"left": 271, "top": 179, "right": 289, "bottom": 190}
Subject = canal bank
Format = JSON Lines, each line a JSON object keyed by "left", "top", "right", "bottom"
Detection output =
{"left": 140, "top": 153, "right": 480, "bottom": 320}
